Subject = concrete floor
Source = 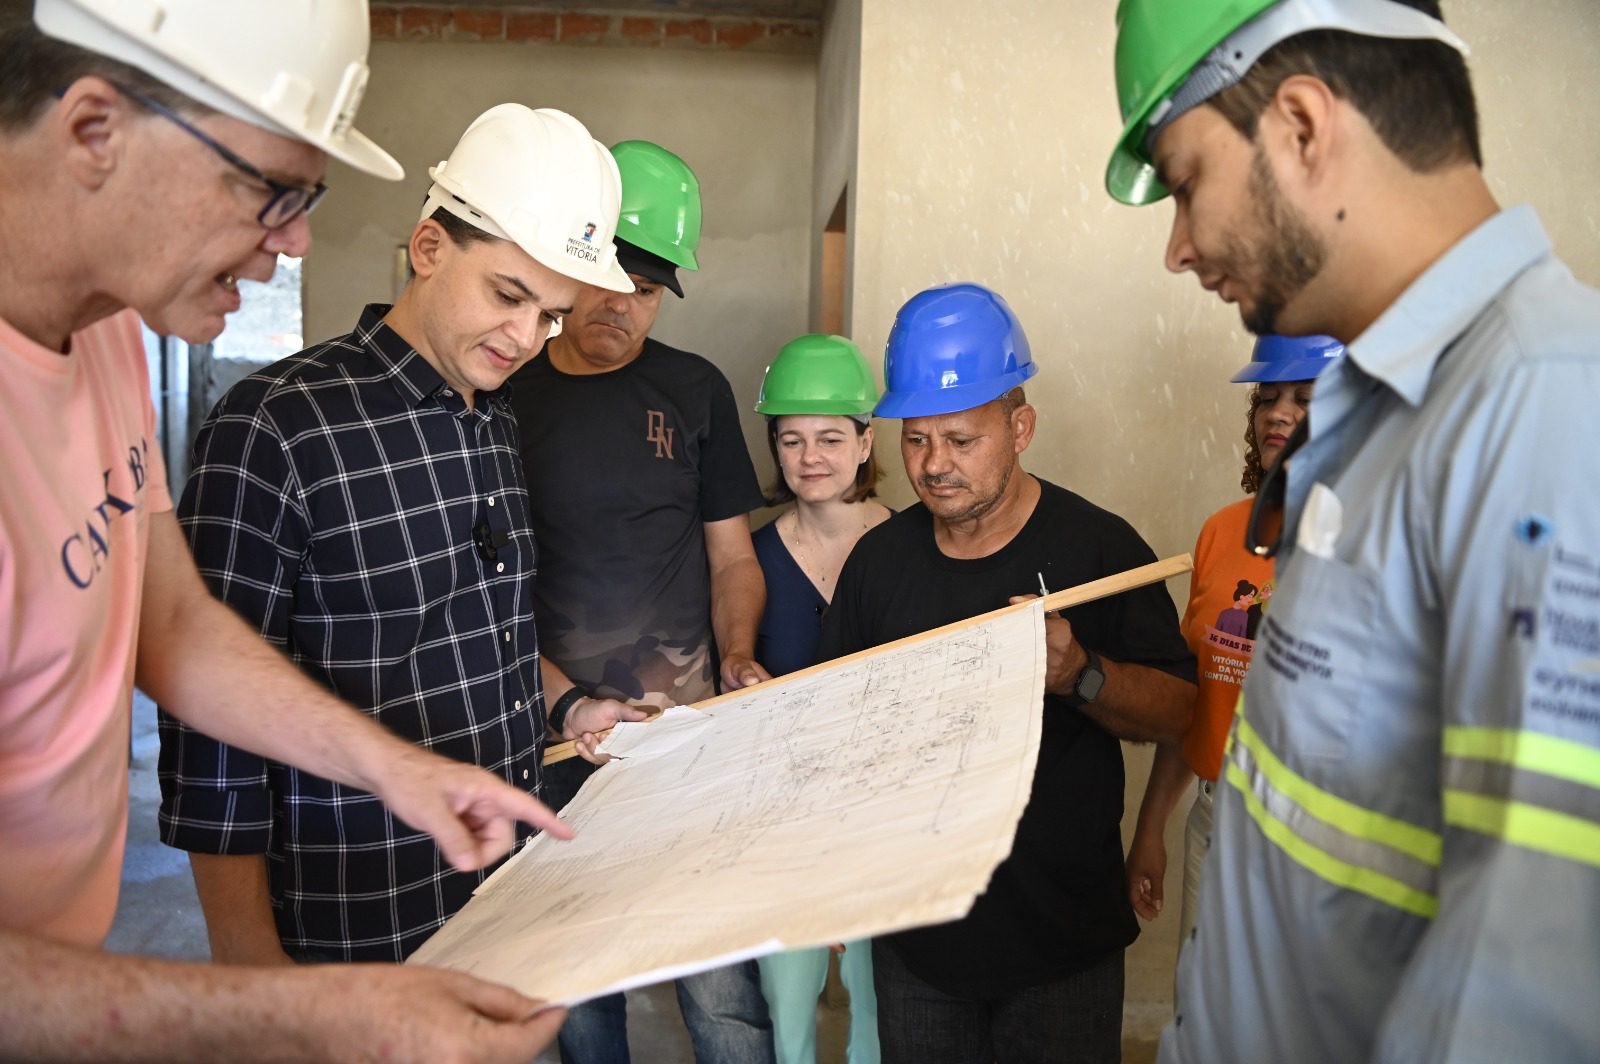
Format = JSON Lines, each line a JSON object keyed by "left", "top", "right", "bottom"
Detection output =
{"left": 110, "top": 693, "right": 1170, "bottom": 1062}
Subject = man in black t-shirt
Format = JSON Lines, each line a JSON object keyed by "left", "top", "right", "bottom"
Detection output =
{"left": 819, "top": 284, "right": 1196, "bottom": 1064}
{"left": 509, "top": 141, "right": 773, "bottom": 1064}
{"left": 512, "top": 327, "right": 765, "bottom": 720}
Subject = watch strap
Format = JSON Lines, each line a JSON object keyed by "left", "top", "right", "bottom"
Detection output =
{"left": 1065, "top": 647, "right": 1105, "bottom": 708}
{"left": 548, "top": 685, "right": 590, "bottom": 738}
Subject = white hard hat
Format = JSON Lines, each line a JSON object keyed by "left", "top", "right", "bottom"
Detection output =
{"left": 420, "top": 105, "right": 633, "bottom": 293}
{"left": 33, "top": 0, "right": 403, "bottom": 181}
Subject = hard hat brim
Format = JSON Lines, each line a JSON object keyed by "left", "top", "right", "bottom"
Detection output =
{"left": 1106, "top": 139, "right": 1170, "bottom": 207}
{"left": 319, "top": 126, "right": 405, "bottom": 182}
{"left": 1105, "top": 0, "right": 1279, "bottom": 207}
{"left": 873, "top": 364, "right": 1037, "bottom": 420}
{"left": 529, "top": 251, "right": 633, "bottom": 293}
{"left": 622, "top": 227, "right": 700, "bottom": 272}
{"left": 753, "top": 398, "right": 878, "bottom": 417}
{"left": 1230, "top": 357, "right": 1336, "bottom": 383}
{"left": 36, "top": 0, "right": 406, "bottom": 183}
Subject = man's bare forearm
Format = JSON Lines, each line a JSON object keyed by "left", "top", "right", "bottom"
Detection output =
{"left": 138, "top": 511, "right": 571, "bottom": 872}
{"left": 0, "top": 928, "right": 564, "bottom": 1063}
{"left": 710, "top": 553, "right": 765, "bottom": 661}
{"left": 0, "top": 928, "right": 333, "bottom": 1061}
{"left": 1133, "top": 739, "right": 1198, "bottom": 837}
{"left": 136, "top": 511, "right": 402, "bottom": 793}
{"left": 1075, "top": 660, "right": 1195, "bottom": 743}
{"left": 704, "top": 515, "right": 765, "bottom": 662}
{"left": 187, "top": 852, "right": 292, "bottom": 966}
{"left": 704, "top": 515, "right": 769, "bottom": 689}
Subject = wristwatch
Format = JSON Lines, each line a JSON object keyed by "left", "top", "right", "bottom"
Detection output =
{"left": 1065, "top": 648, "right": 1105, "bottom": 708}
{"left": 547, "top": 685, "right": 590, "bottom": 739}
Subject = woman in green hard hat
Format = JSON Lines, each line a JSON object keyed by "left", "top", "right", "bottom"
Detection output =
{"left": 751, "top": 334, "right": 891, "bottom": 1064}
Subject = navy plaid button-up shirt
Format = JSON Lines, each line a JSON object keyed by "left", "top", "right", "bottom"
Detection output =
{"left": 158, "top": 304, "right": 545, "bottom": 962}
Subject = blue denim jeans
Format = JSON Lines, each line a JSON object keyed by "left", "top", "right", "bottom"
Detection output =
{"left": 872, "top": 941, "right": 1123, "bottom": 1064}
{"left": 556, "top": 959, "right": 776, "bottom": 1064}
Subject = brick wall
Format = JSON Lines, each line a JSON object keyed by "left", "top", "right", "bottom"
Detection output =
{"left": 368, "top": 5, "right": 819, "bottom": 53}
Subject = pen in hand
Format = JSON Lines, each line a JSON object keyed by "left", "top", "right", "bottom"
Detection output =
{"left": 1033, "top": 572, "right": 1061, "bottom": 617}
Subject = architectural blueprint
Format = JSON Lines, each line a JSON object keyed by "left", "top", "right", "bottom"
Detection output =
{"left": 409, "top": 599, "right": 1047, "bottom": 1005}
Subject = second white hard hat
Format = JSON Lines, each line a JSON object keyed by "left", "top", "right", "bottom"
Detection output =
{"left": 421, "top": 104, "right": 633, "bottom": 293}
{"left": 34, "top": 0, "right": 403, "bottom": 181}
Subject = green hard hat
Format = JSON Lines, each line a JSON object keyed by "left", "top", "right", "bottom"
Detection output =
{"left": 1107, "top": 0, "right": 1468, "bottom": 205}
{"left": 755, "top": 334, "right": 880, "bottom": 418}
{"left": 611, "top": 139, "right": 702, "bottom": 271}
{"left": 1106, "top": 0, "right": 1275, "bottom": 206}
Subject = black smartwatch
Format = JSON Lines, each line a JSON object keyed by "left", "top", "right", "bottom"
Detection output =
{"left": 1065, "top": 648, "right": 1105, "bottom": 708}
{"left": 547, "top": 686, "right": 590, "bottom": 738}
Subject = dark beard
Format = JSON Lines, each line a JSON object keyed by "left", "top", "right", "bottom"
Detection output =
{"left": 1242, "top": 147, "right": 1326, "bottom": 336}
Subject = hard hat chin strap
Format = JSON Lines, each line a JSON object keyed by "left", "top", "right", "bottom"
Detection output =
{"left": 1144, "top": 0, "right": 1470, "bottom": 155}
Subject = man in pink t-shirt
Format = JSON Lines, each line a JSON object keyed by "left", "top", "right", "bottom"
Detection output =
{"left": 0, "top": 3, "right": 573, "bottom": 1060}
{"left": 0, "top": 309, "right": 171, "bottom": 945}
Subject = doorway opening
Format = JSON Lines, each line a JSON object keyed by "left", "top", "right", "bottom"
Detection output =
{"left": 819, "top": 187, "right": 847, "bottom": 334}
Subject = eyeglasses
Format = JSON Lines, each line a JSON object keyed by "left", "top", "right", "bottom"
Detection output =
{"left": 109, "top": 81, "right": 328, "bottom": 230}
{"left": 1245, "top": 419, "right": 1308, "bottom": 559}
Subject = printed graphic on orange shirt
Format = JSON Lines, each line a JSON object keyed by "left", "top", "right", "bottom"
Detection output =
{"left": 646, "top": 410, "right": 676, "bottom": 459}
{"left": 1203, "top": 577, "right": 1274, "bottom": 687}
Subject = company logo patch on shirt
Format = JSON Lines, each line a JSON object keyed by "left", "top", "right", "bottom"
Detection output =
{"left": 1259, "top": 614, "right": 1334, "bottom": 684}
{"left": 646, "top": 410, "right": 676, "bottom": 460}
{"left": 1515, "top": 513, "right": 1555, "bottom": 547}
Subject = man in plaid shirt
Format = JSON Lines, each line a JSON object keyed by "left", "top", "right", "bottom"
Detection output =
{"left": 159, "top": 105, "right": 647, "bottom": 964}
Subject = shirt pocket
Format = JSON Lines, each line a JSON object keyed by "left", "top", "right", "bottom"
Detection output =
{"left": 1252, "top": 552, "right": 1379, "bottom": 760}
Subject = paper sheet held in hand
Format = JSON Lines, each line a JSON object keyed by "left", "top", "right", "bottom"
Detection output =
{"left": 409, "top": 599, "right": 1047, "bottom": 1005}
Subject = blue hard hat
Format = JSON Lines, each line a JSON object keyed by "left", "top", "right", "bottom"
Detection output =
{"left": 1231, "top": 334, "right": 1345, "bottom": 383}
{"left": 875, "top": 283, "right": 1037, "bottom": 418}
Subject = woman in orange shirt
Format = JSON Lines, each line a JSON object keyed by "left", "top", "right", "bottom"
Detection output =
{"left": 1126, "top": 334, "right": 1344, "bottom": 944}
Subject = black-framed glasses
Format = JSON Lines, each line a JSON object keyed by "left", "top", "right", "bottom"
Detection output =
{"left": 1245, "top": 419, "right": 1309, "bottom": 558}
{"left": 109, "top": 81, "right": 328, "bottom": 230}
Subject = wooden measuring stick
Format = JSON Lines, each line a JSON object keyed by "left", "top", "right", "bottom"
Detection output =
{"left": 1036, "top": 552, "right": 1192, "bottom": 612}
{"left": 541, "top": 552, "right": 1193, "bottom": 767}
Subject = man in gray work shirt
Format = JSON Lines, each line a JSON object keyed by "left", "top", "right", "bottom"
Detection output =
{"left": 1105, "top": 1, "right": 1600, "bottom": 1061}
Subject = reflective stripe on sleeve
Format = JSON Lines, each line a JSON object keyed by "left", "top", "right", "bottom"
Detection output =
{"left": 1226, "top": 713, "right": 1441, "bottom": 918}
{"left": 1442, "top": 727, "right": 1600, "bottom": 870}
